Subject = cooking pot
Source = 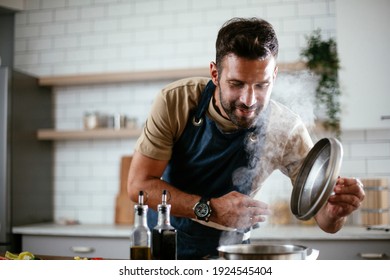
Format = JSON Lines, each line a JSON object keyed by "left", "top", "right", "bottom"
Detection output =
{"left": 217, "top": 244, "right": 319, "bottom": 260}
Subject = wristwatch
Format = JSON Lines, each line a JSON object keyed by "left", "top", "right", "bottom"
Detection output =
{"left": 193, "top": 197, "right": 212, "bottom": 222}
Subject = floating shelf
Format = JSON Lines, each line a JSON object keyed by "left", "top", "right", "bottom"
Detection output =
{"left": 38, "top": 68, "right": 209, "bottom": 86}
{"left": 37, "top": 62, "right": 306, "bottom": 141}
{"left": 37, "top": 128, "right": 142, "bottom": 140}
{"left": 38, "top": 62, "right": 306, "bottom": 87}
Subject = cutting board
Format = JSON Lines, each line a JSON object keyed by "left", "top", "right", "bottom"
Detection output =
{"left": 115, "top": 156, "right": 135, "bottom": 224}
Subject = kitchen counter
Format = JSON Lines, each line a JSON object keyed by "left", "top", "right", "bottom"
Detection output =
{"left": 13, "top": 223, "right": 390, "bottom": 240}
{"left": 13, "top": 223, "right": 132, "bottom": 238}
{"left": 12, "top": 223, "right": 390, "bottom": 259}
{"left": 251, "top": 224, "right": 390, "bottom": 241}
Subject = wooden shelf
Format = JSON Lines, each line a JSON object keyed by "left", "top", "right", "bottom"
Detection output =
{"left": 37, "top": 128, "right": 142, "bottom": 140}
{"left": 36, "top": 62, "right": 306, "bottom": 141}
{"left": 38, "top": 67, "right": 210, "bottom": 86}
{"left": 38, "top": 62, "right": 306, "bottom": 86}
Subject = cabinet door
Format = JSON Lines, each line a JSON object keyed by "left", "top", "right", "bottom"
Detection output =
{"left": 22, "top": 235, "right": 129, "bottom": 259}
{"left": 288, "top": 240, "right": 390, "bottom": 260}
{"left": 336, "top": 0, "right": 390, "bottom": 129}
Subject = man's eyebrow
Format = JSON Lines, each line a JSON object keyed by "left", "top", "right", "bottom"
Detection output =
{"left": 227, "top": 78, "right": 271, "bottom": 84}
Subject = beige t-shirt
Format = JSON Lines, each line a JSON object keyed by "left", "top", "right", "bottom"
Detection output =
{"left": 135, "top": 77, "right": 313, "bottom": 193}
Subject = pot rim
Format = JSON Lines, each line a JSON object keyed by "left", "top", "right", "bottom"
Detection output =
{"left": 217, "top": 243, "right": 309, "bottom": 255}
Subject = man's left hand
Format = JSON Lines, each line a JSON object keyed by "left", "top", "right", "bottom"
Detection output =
{"left": 326, "top": 177, "right": 365, "bottom": 219}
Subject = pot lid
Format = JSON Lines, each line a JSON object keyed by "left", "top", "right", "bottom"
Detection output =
{"left": 291, "top": 137, "right": 343, "bottom": 220}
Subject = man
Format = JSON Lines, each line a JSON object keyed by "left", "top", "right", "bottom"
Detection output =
{"left": 128, "top": 17, "right": 365, "bottom": 259}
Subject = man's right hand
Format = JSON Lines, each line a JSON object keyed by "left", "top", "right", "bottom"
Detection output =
{"left": 209, "top": 191, "right": 270, "bottom": 230}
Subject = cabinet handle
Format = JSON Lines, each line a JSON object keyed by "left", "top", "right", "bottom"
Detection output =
{"left": 70, "top": 246, "right": 95, "bottom": 254}
{"left": 358, "top": 253, "right": 387, "bottom": 259}
{"left": 381, "top": 115, "right": 390, "bottom": 120}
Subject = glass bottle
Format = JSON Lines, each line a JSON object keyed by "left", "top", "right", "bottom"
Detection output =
{"left": 152, "top": 190, "right": 177, "bottom": 260}
{"left": 129, "top": 191, "right": 151, "bottom": 260}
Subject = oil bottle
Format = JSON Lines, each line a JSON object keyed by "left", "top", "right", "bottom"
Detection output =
{"left": 129, "top": 191, "right": 151, "bottom": 260}
{"left": 152, "top": 190, "right": 177, "bottom": 260}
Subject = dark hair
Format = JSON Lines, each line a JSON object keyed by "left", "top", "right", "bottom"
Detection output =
{"left": 215, "top": 17, "right": 279, "bottom": 69}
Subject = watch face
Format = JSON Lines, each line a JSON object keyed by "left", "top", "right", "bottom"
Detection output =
{"left": 195, "top": 202, "right": 209, "bottom": 218}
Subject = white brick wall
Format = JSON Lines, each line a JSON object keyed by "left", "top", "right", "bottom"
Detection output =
{"left": 12, "top": 0, "right": 390, "bottom": 225}
{"left": 14, "top": 0, "right": 337, "bottom": 76}
{"left": 342, "top": 130, "right": 390, "bottom": 178}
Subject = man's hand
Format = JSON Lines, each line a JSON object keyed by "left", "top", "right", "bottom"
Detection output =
{"left": 316, "top": 177, "right": 365, "bottom": 233}
{"left": 209, "top": 191, "right": 270, "bottom": 230}
{"left": 326, "top": 177, "right": 365, "bottom": 217}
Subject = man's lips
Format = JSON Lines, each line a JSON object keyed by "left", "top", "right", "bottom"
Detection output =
{"left": 236, "top": 107, "right": 256, "bottom": 117}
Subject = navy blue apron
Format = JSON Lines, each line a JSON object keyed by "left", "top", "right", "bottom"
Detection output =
{"left": 148, "top": 80, "right": 262, "bottom": 259}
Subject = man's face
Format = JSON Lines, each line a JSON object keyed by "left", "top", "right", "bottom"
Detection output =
{"left": 211, "top": 54, "right": 278, "bottom": 129}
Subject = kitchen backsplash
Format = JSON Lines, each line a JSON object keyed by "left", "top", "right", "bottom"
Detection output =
{"left": 52, "top": 81, "right": 168, "bottom": 223}
{"left": 11, "top": 0, "right": 390, "bottom": 225}
{"left": 14, "top": 0, "right": 337, "bottom": 76}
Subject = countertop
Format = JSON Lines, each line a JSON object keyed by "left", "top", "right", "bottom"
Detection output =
{"left": 13, "top": 223, "right": 390, "bottom": 240}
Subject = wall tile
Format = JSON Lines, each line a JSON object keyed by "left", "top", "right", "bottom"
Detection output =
{"left": 14, "top": 25, "right": 40, "bottom": 38}
{"left": 367, "top": 129, "right": 390, "bottom": 141}
{"left": 28, "top": 10, "right": 53, "bottom": 24}
{"left": 351, "top": 143, "right": 390, "bottom": 158}
{"left": 367, "top": 159, "right": 390, "bottom": 174}
{"left": 341, "top": 129, "right": 366, "bottom": 141}
{"left": 41, "top": 23, "right": 66, "bottom": 36}
{"left": 340, "top": 159, "right": 366, "bottom": 175}
{"left": 27, "top": 37, "right": 52, "bottom": 51}
{"left": 267, "top": 3, "right": 297, "bottom": 18}
{"left": 283, "top": 17, "right": 313, "bottom": 33}
{"left": 54, "top": 8, "right": 79, "bottom": 22}
{"left": 53, "top": 36, "right": 78, "bottom": 49}
{"left": 80, "top": 6, "right": 106, "bottom": 19}
{"left": 298, "top": 1, "right": 328, "bottom": 16}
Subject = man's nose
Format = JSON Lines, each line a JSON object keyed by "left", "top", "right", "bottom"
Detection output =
{"left": 240, "top": 86, "right": 256, "bottom": 107}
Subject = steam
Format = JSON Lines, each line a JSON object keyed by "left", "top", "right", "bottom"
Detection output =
{"left": 272, "top": 70, "right": 317, "bottom": 129}
{"left": 221, "top": 71, "right": 318, "bottom": 246}
{"left": 232, "top": 70, "right": 318, "bottom": 194}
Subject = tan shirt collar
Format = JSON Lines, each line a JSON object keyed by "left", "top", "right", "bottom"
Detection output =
{"left": 207, "top": 97, "right": 240, "bottom": 132}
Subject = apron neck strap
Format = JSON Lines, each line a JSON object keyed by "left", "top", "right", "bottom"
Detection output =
{"left": 193, "top": 80, "right": 215, "bottom": 124}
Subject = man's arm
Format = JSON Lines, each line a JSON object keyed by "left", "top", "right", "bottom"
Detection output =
{"left": 127, "top": 151, "right": 270, "bottom": 229}
{"left": 127, "top": 151, "right": 199, "bottom": 219}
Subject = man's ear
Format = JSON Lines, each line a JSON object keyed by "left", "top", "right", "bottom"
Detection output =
{"left": 209, "top": 61, "right": 219, "bottom": 86}
{"left": 273, "top": 65, "right": 278, "bottom": 80}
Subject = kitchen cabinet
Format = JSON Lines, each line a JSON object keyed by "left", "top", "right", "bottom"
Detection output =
{"left": 20, "top": 235, "right": 129, "bottom": 259}
{"left": 336, "top": 0, "right": 390, "bottom": 130}
{"left": 14, "top": 224, "right": 131, "bottom": 259}
{"left": 18, "top": 234, "right": 390, "bottom": 260}
{"left": 251, "top": 225, "right": 390, "bottom": 260}
{"left": 252, "top": 239, "right": 389, "bottom": 260}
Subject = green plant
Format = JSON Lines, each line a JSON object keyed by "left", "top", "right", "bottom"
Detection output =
{"left": 300, "top": 29, "right": 341, "bottom": 136}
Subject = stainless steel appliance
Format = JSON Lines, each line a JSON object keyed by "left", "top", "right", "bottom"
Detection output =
{"left": 0, "top": 67, "right": 53, "bottom": 253}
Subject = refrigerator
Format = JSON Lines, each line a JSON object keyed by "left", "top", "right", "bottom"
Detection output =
{"left": 0, "top": 66, "right": 53, "bottom": 253}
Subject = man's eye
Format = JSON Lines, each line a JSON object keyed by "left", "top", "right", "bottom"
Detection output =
{"left": 256, "top": 83, "right": 269, "bottom": 89}
{"left": 229, "top": 82, "right": 243, "bottom": 88}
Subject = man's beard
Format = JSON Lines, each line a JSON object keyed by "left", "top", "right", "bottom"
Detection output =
{"left": 219, "top": 88, "right": 263, "bottom": 129}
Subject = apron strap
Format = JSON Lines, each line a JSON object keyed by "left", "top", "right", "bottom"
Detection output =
{"left": 192, "top": 80, "right": 215, "bottom": 126}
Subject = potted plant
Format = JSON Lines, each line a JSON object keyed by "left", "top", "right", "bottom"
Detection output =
{"left": 300, "top": 29, "right": 341, "bottom": 137}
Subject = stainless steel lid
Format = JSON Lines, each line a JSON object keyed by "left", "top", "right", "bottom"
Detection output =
{"left": 291, "top": 137, "right": 343, "bottom": 220}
